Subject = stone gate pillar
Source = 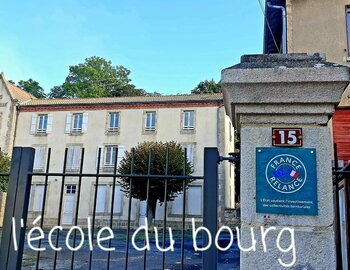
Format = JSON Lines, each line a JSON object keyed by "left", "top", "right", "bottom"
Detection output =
{"left": 221, "top": 54, "right": 350, "bottom": 269}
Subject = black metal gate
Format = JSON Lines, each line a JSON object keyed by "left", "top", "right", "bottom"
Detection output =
{"left": 333, "top": 144, "right": 350, "bottom": 270}
{"left": 0, "top": 147, "right": 222, "bottom": 270}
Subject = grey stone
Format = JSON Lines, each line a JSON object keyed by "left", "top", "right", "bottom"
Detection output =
{"left": 221, "top": 53, "right": 349, "bottom": 270}
{"left": 239, "top": 226, "right": 335, "bottom": 270}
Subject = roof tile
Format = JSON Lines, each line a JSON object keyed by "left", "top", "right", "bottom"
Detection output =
{"left": 22, "top": 93, "right": 223, "bottom": 106}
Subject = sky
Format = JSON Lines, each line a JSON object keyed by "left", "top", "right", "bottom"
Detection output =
{"left": 0, "top": 0, "right": 264, "bottom": 95}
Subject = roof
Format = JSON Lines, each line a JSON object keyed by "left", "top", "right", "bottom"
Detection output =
{"left": 263, "top": 0, "right": 286, "bottom": 54}
{"left": 0, "top": 73, "right": 37, "bottom": 103}
{"left": 21, "top": 93, "right": 223, "bottom": 107}
{"left": 6, "top": 82, "right": 36, "bottom": 102}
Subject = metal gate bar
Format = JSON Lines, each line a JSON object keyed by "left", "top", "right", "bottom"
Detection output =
{"left": 0, "top": 147, "right": 220, "bottom": 270}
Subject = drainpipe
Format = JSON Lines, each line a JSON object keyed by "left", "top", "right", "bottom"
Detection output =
{"left": 13, "top": 104, "right": 20, "bottom": 151}
{"left": 267, "top": 1, "right": 287, "bottom": 54}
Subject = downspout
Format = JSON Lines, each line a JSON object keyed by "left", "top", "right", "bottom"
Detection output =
{"left": 217, "top": 105, "right": 224, "bottom": 149}
{"left": 13, "top": 104, "right": 20, "bottom": 149}
{"left": 217, "top": 104, "right": 225, "bottom": 222}
{"left": 267, "top": 1, "right": 287, "bottom": 54}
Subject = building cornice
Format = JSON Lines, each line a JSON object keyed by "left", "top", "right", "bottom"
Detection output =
{"left": 18, "top": 100, "right": 224, "bottom": 112}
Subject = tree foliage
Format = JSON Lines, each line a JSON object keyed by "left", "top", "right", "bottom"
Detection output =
{"left": 18, "top": 79, "right": 47, "bottom": 98}
{"left": 48, "top": 56, "right": 147, "bottom": 98}
{"left": 191, "top": 79, "right": 221, "bottom": 94}
{"left": 0, "top": 151, "right": 11, "bottom": 192}
{"left": 118, "top": 141, "right": 193, "bottom": 222}
{"left": 48, "top": 85, "right": 70, "bottom": 99}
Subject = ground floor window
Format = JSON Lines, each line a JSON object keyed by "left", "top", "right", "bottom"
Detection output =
{"left": 29, "top": 184, "right": 45, "bottom": 212}
{"left": 171, "top": 185, "right": 202, "bottom": 216}
{"left": 95, "top": 184, "right": 122, "bottom": 214}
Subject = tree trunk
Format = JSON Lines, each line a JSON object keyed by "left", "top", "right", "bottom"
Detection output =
{"left": 147, "top": 197, "right": 158, "bottom": 228}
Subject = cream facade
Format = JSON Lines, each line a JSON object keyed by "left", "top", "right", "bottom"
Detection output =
{"left": 285, "top": 0, "right": 350, "bottom": 99}
{"left": 11, "top": 94, "right": 234, "bottom": 228}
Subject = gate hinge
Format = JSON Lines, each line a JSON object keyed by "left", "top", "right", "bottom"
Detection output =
{"left": 219, "top": 152, "right": 240, "bottom": 164}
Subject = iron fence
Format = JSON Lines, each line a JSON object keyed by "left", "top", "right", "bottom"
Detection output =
{"left": 333, "top": 143, "right": 350, "bottom": 270}
{"left": 0, "top": 146, "right": 220, "bottom": 270}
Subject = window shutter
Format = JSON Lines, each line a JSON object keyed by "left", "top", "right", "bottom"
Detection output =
{"left": 96, "top": 185, "right": 106, "bottom": 213}
{"left": 65, "top": 113, "right": 72, "bottom": 133}
{"left": 33, "top": 146, "right": 45, "bottom": 170}
{"left": 96, "top": 146, "right": 104, "bottom": 170}
{"left": 188, "top": 145, "right": 195, "bottom": 165}
{"left": 187, "top": 186, "right": 202, "bottom": 215}
{"left": 112, "top": 185, "right": 122, "bottom": 214}
{"left": 82, "top": 113, "right": 88, "bottom": 133}
{"left": 72, "top": 147, "right": 81, "bottom": 170}
{"left": 106, "top": 112, "right": 111, "bottom": 130}
{"left": 30, "top": 115, "right": 37, "bottom": 134}
{"left": 183, "top": 144, "right": 195, "bottom": 165}
{"left": 33, "top": 148, "right": 39, "bottom": 170}
{"left": 34, "top": 185, "right": 45, "bottom": 211}
{"left": 46, "top": 114, "right": 53, "bottom": 133}
{"left": 117, "top": 146, "right": 126, "bottom": 168}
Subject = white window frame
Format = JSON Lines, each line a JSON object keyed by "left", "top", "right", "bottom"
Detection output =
{"left": 108, "top": 112, "right": 120, "bottom": 131}
{"left": 104, "top": 145, "right": 118, "bottom": 168}
{"left": 183, "top": 110, "right": 195, "bottom": 130}
{"left": 72, "top": 113, "right": 83, "bottom": 131}
{"left": 145, "top": 111, "right": 156, "bottom": 131}
{"left": 37, "top": 114, "right": 48, "bottom": 133}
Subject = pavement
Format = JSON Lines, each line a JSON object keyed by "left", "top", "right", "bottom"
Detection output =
{"left": 16, "top": 229, "right": 240, "bottom": 270}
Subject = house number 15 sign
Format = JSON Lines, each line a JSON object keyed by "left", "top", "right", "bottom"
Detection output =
{"left": 272, "top": 128, "right": 303, "bottom": 147}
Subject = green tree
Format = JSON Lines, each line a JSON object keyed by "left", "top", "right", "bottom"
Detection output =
{"left": 48, "top": 85, "right": 70, "bottom": 99}
{"left": 49, "top": 56, "right": 145, "bottom": 98}
{"left": 0, "top": 150, "right": 11, "bottom": 192}
{"left": 118, "top": 141, "right": 193, "bottom": 225}
{"left": 18, "top": 79, "right": 47, "bottom": 98}
{"left": 191, "top": 79, "right": 221, "bottom": 94}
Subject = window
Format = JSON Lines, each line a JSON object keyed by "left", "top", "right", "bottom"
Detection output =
{"left": 66, "top": 185, "right": 77, "bottom": 194}
{"left": 29, "top": 185, "right": 45, "bottom": 211}
{"left": 171, "top": 186, "right": 202, "bottom": 216}
{"left": 72, "top": 113, "right": 83, "bottom": 131}
{"left": 65, "top": 112, "right": 88, "bottom": 134}
{"left": 97, "top": 145, "right": 126, "bottom": 170}
{"left": 30, "top": 114, "right": 52, "bottom": 134}
{"left": 145, "top": 111, "right": 156, "bottom": 131}
{"left": 37, "top": 114, "right": 48, "bottom": 133}
{"left": 33, "top": 146, "right": 46, "bottom": 171}
{"left": 94, "top": 184, "right": 122, "bottom": 214}
{"left": 183, "top": 110, "right": 195, "bottom": 129}
{"left": 182, "top": 144, "right": 195, "bottom": 166}
{"left": 104, "top": 145, "right": 118, "bottom": 167}
{"left": 108, "top": 112, "right": 119, "bottom": 131}
{"left": 66, "top": 146, "right": 82, "bottom": 171}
